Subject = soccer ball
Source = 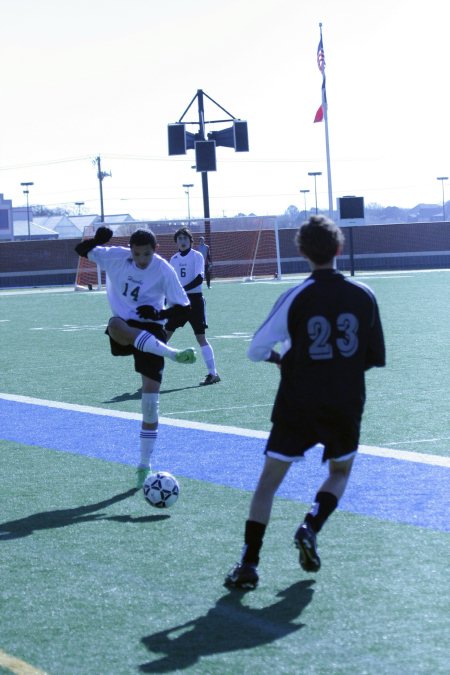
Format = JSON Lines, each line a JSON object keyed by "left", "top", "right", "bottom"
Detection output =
{"left": 143, "top": 471, "right": 180, "bottom": 508}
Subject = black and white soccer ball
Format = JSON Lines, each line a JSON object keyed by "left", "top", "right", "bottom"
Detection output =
{"left": 143, "top": 471, "right": 180, "bottom": 508}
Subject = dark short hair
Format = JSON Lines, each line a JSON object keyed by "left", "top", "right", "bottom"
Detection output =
{"left": 174, "top": 227, "right": 193, "bottom": 243}
{"left": 296, "top": 216, "right": 344, "bottom": 265}
{"left": 129, "top": 229, "right": 157, "bottom": 249}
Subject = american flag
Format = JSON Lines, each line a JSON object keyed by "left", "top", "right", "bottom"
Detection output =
{"left": 317, "top": 37, "right": 325, "bottom": 73}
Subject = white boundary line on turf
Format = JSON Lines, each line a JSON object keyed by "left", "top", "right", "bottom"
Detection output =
{"left": 1, "top": 392, "right": 449, "bottom": 469}
{"left": 0, "top": 648, "right": 48, "bottom": 675}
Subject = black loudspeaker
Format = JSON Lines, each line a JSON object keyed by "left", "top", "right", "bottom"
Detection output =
{"left": 339, "top": 196, "right": 365, "bottom": 219}
{"left": 195, "top": 140, "right": 217, "bottom": 172}
{"left": 234, "top": 120, "right": 249, "bottom": 152}
{"left": 207, "top": 121, "right": 249, "bottom": 151}
{"left": 207, "top": 126, "right": 235, "bottom": 148}
{"left": 168, "top": 124, "right": 186, "bottom": 155}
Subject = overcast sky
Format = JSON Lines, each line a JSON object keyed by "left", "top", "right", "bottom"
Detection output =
{"left": 1, "top": 0, "right": 449, "bottom": 220}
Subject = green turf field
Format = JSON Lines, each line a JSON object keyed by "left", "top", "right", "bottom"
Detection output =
{"left": 1, "top": 271, "right": 449, "bottom": 674}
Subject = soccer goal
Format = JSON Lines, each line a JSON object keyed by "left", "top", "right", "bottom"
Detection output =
{"left": 206, "top": 215, "right": 282, "bottom": 281}
{"left": 74, "top": 216, "right": 283, "bottom": 289}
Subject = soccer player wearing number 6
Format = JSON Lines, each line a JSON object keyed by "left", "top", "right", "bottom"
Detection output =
{"left": 75, "top": 227, "right": 196, "bottom": 488}
{"left": 166, "top": 227, "right": 220, "bottom": 386}
{"left": 225, "top": 216, "right": 386, "bottom": 589}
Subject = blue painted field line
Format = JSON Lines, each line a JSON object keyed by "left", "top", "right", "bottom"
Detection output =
{"left": 1, "top": 395, "right": 449, "bottom": 532}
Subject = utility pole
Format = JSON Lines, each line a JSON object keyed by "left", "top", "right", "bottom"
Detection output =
{"left": 95, "top": 156, "right": 111, "bottom": 222}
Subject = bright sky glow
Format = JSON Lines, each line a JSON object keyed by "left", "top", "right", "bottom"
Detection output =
{"left": 1, "top": 0, "right": 448, "bottom": 220}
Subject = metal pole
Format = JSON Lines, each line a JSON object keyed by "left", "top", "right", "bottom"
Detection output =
{"left": 300, "top": 189, "right": 310, "bottom": 220}
{"left": 97, "top": 156, "right": 105, "bottom": 222}
{"left": 308, "top": 172, "right": 322, "bottom": 214}
{"left": 182, "top": 184, "right": 193, "bottom": 224}
{"left": 25, "top": 191, "right": 30, "bottom": 239}
{"left": 20, "top": 181, "right": 34, "bottom": 239}
{"left": 348, "top": 226, "right": 355, "bottom": 276}
{"left": 437, "top": 176, "right": 448, "bottom": 221}
{"left": 196, "top": 90, "right": 211, "bottom": 242}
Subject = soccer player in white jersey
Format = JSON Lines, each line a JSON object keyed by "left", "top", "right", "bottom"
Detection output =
{"left": 225, "top": 216, "right": 385, "bottom": 589}
{"left": 165, "top": 227, "right": 220, "bottom": 386}
{"left": 75, "top": 227, "right": 196, "bottom": 487}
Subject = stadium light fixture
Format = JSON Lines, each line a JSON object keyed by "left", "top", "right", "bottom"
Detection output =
{"left": 436, "top": 176, "right": 448, "bottom": 221}
{"left": 20, "top": 181, "right": 34, "bottom": 239}
{"left": 308, "top": 172, "right": 322, "bottom": 214}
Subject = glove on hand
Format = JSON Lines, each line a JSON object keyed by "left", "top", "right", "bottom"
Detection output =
{"left": 94, "top": 226, "right": 113, "bottom": 244}
{"left": 136, "top": 305, "right": 161, "bottom": 321}
{"left": 75, "top": 226, "right": 113, "bottom": 258}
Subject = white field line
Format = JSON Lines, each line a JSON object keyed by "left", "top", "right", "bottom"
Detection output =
{"left": 0, "top": 648, "right": 48, "bottom": 675}
{"left": 1, "top": 392, "right": 449, "bottom": 468}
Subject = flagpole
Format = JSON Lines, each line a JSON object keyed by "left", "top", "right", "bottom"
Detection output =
{"left": 319, "top": 23, "right": 334, "bottom": 219}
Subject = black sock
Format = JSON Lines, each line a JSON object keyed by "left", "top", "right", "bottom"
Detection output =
{"left": 304, "top": 491, "right": 338, "bottom": 533}
{"left": 241, "top": 520, "right": 266, "bottom": 565}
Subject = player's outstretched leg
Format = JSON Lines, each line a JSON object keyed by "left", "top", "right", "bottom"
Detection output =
{"left": 224, "top": 562, "right": 259, "bottom": 590}
{"left": 294, "top": 522, "right": 321, "bottom": 572}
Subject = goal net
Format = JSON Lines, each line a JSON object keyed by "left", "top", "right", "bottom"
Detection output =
{"left": 74, "top": 216, "right": 282, "bottom": 290}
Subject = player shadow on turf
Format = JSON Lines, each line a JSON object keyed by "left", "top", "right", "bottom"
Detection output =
{"left": 139, "top": 579, "right": 315, "bottom": 672}
{"left": 0, "top": 488, "right": 169, "bottom": 539}
{"left": 159, "top": 385, "right": 202, "bottom": 394}
{"left": 103, "top": 383, "right": 201, "bottom": 403}
{"left": 103, "top": 388, "right": 143, "bottom": 403}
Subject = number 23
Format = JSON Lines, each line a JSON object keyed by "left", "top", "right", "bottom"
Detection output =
{"left": 307, "top": 313, "right": 359, "bottom": 359}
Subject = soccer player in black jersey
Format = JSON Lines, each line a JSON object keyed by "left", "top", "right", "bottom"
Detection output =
{"left": 225, "top": 215, "right": 386, "bottom": 589}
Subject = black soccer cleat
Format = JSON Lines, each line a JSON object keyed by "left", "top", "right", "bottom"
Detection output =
{"left": 224, "top": 562, "right": 259, "bottom": 590}
{"left": 199, "top": 373, "right": 221, "bottom": 386}
{"left": 294, "top": 523, "right": 321, "bottom": 572}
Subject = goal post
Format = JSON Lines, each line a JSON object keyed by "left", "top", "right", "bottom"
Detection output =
{"left": 242, "top": 216, "right": 282, "bottom": 281}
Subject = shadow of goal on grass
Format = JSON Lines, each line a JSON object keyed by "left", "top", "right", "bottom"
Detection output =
{"left": 0, "top": 488, "right": 169, "bottom": 539}
{"left": 139, "top": 579, "right": 315, "bottom": 672}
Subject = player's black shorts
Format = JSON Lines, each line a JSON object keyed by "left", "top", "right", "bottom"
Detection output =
{"left": 106, "top": 319, "right": 166, "bottom": 383}
{"left": 165, "top": 293, "right": 207, "bottom": 334}
{"left": 266, "top": 411, "right": 361, "bottom": 463}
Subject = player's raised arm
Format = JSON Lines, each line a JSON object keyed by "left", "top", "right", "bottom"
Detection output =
{"left": 74, "top": 226, "right": 113, "bottom": 257}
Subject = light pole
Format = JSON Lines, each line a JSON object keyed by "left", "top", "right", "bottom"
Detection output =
{"left": 182, "top": 183, "right": 194, "bottom": 224}
{"left": 436, "top": 176, "right": 448, "bottom": 221}
{"left": 308, "top": 172, "right": 322, "bottom": 214}
{"left": 299, "top": 189, "right": 310, "bottom": 220}
{"left": 20, "top": 181, "right": 34, "bottom": 239}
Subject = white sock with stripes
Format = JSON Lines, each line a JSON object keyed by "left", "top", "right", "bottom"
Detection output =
{"left": 134, "top": 331, "right": 178, "bottom": 359}
{"left": 139, "top": 429, "right": 157, "bottom": 469}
